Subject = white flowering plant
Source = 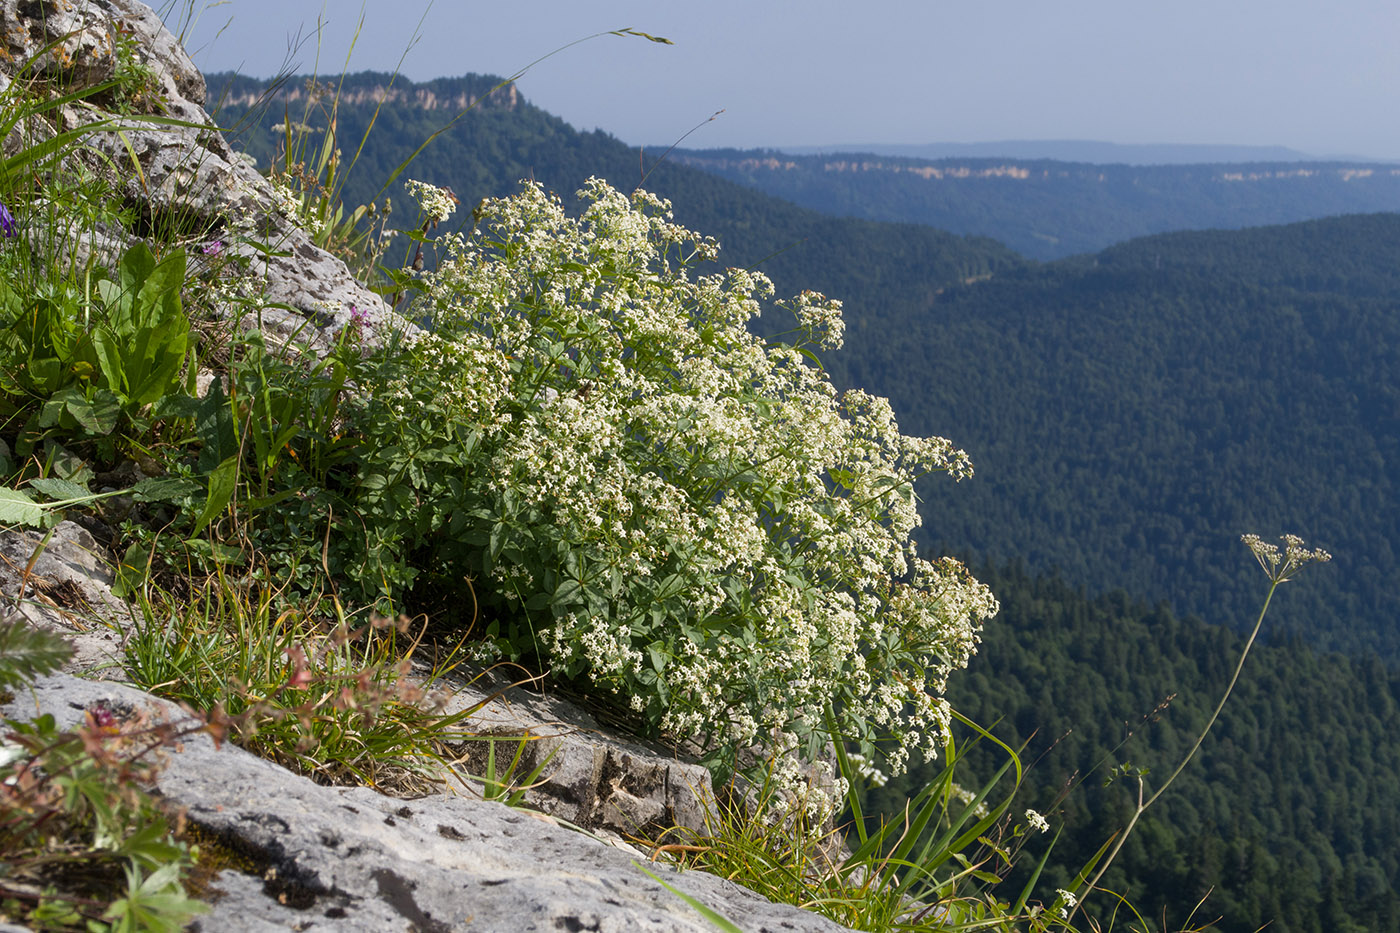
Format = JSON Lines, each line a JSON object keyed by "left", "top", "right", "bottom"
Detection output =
{"left": 322, "top": 178, "right": 998, "bottom": 780}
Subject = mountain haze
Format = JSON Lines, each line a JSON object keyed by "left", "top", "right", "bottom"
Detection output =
{"left": 672, "top": 148, "right": 1400, "bottom": 259}
{"left": 779, "top": 140, "right": 1347, "bottom": 165}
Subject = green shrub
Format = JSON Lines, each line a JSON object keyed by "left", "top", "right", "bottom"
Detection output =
{"left": 302, "top": 177, "right": 999, "bottom": 790}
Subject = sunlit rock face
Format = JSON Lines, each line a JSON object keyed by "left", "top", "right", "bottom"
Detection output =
{"left": 0, "top": 0, "right": 397, "bottom": 353}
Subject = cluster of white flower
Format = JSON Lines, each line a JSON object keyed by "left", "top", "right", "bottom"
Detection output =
{"left": 269, "top": 178, "right": 321, "bottom": 234}
{"left": 844, "top": 752, "right": 888, "bottom": 788}
{"left": 948, "top": 782, "right": 990, "bottom": 818}
{"left": 1241, "top": 532, "right": 1331, "bottom": 583}
{"left": 1025, "top": 808, "right": 1050, "bottom": 833}
{"left": 780, "top": 290, "right": 846, "bottom": 350}
{"left": 404, "top": 179, "right": 458, "bottom": 224}
{"left": 397, "top": 177, "right": 998, "bottom": 785}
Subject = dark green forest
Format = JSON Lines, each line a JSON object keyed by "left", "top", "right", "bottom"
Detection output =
{"left": 670, "top": 147, "right": 1400, "bottom": 260}
{"left": 895, "top": 563, "right": 1400, "bottom": 933}
{"left": 206, "top": 72, "right": 1400, "bottom": 932}
{"left": 829, "top": 215, "right": 1400, "bottom": 663}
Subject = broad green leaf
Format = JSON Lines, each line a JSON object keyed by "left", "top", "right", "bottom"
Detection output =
{"left": 0, "top": 488, "right": 45, "bottom": 526}
{"left": 551, "top": 578, "right": 582, "bottom": 606}
{"left": 38, "top": 392, "right": 68, "bottom": 428}
{"left": 111, "top": 541, "right": 153, "bottom": 599}
{"left": 191, "top": 455, "right": 238, "bottom": 537}
{"left": 63, "top": 387, "right": 121, "bottom": 435}
{"left": 195, "top": 379, "right": 237, "bottom": 473}
{"left": 43, "top": 442, "right": 92, "bottom": 483}
{"left": 117, "top": 241, "right": 156, "bottom": 312}
{"left": 28, "top": 477, "right": 90, "bottom": 502}
{"left": 25, "top": 357, "right": 63, "bottom": 394}
{"left": 150, "top": 392, "right": 203, "bottom": 420}
{"left": 130, "top": 476, "right": 203, "bottom": 502}
{"left": 182, "top": 538, "right": 247, "bottom": 565}
{"left": 135, "top": 248, "right": 186, "bottom": 332}
{"left": 647, "top": 644, "right": 667, "bottom": 673}
{"left": 91, "top": 326, "right": 127, "bottom": 399}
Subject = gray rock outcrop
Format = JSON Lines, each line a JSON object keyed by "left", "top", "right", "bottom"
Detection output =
{"left": 0, "top": 0, "right": 402, "bottom": 352}
{"left": 2, "top": 675, "right": 851, "bottom": 933}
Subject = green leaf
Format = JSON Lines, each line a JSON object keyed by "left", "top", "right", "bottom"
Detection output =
{"left": 91, "top": 323, "right": 126, "bottom": 399}
{"left": 44, "top": 442, "right": 92, "bottom": 483}
{"left": 551, "top": 578, "right": 583, "bottom": 606}
{"left": 0, "top": 618, "right": 73, "bottom": 688}
{"left": 25, "top": 357, "right": 63, "bottom": 394}
{"left": 191, "top": 455, "right": 238, "bottom": 537}
{"left": 116, "top": 241, "right": 157, "bottom": 309}
{"left": 111, "top": 541, "right": 153, "bottom": 599}
{"left": 195, "top": 379, "right": 237, "bottom": 473}
{"left": 136, "top": 249, "right": 187, "bottom": 331}
{"left": 0, "top": 487, "right": 45, "bottom": 526}
{"left": 182, "top": 538, "right": 247, "bottom": 565}
{"left": 28, "top": 477, "right": 91, "bottom": 502}
{"left": 130, "top": 476, "right": 203, "bottom": 503}
{"left": 38, "top": 392, "right": 68, "bottom": 428}
{"left": 150, "top": 392, "right": 203, "bottom": 420}
{"left": 65, "top": 387, "right": 122, "bottom": 435}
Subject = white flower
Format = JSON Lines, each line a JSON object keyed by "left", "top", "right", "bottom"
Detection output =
{"left": 1025, "top": 808, "right": 1050, "bottom": 833}
{"left": 404, "top": 178, "right": 458, "bottom": 223}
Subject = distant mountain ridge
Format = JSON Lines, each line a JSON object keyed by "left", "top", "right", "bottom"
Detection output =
{"left": 778, "top": 139, "right": 1393, "bottom": 165}
{"left": 672, "top": 146, "right": 1400, "bottom": 259}
{"left": 208, "top": 71, "right": 520, "bottom": 114}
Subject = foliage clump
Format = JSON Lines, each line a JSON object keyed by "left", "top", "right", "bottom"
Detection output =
{"left": 327, "top": 177, "right": 999, "bottom": 786}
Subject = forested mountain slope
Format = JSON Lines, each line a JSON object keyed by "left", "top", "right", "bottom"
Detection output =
{"left": 829, "top": 214, "right": 1400, "bottom": 660}
{"left": 672, "top": 147, "right": 1400, "bottom": 259}
{"left": 887, "top": 563, "right": 1400, "bottom": 933}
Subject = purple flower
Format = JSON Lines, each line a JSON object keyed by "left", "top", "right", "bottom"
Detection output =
{"left": 0, "top": 201, "right": 16, "bottom": 238}
{"left": 344, "top": 303, "right": 372, "bottom": 342}
{"left": 201, "top": 239, "right": 223, "bottom": 256}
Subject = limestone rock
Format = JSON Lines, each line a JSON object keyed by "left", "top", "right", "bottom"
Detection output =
{"left": 439, "top": 666, "right": 718, "bottom": 838}
{"left": 0, "top": 0, "right": 406, "bottom": 353}
{"left": 2, "top": 675, "right": 854, "bottom": 933}
{"left": 0, "top": 521, "right": 128, "bottom": 675}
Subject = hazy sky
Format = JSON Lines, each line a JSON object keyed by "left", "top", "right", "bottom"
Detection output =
{"left": 164, "top": 0, "right": 1400, "bottom": 159}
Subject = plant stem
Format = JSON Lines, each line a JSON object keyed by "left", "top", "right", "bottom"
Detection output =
{"left": 1065, "top": 578, "right": 1278, "bottom": 929}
